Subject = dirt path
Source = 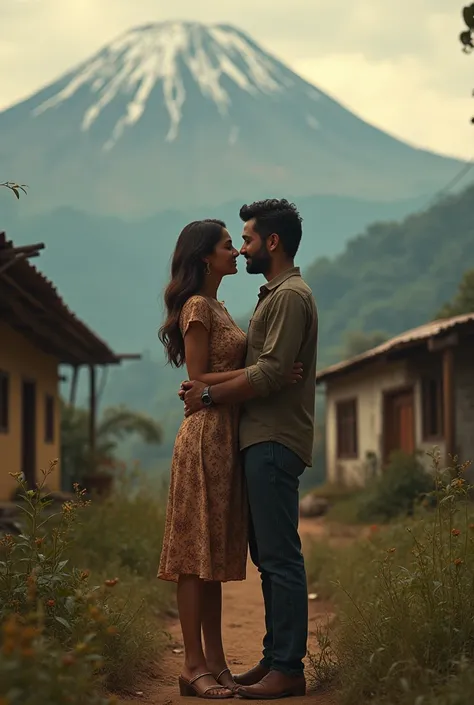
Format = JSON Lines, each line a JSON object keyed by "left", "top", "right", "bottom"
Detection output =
{"left": 120, "top": 519, "right": 338, "bottom": 705}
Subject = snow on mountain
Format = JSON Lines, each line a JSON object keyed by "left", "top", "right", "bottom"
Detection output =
{"left": 33, "top": 22, "right": 300, "bottom": 148}
{"left": 0, "top": 21, "right": 466, "bottom": 216}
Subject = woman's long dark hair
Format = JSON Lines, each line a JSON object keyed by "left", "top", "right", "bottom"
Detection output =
{"left": 159, "top": 219, "right": 226, "bottom": 367}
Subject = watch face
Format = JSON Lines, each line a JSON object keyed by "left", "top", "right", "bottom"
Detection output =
{"left": 202, "top": 389, "right": 212, "bottom": 406}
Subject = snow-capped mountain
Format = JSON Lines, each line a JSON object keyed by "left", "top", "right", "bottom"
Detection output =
{"left": 0, "top": 21, "right": 465, "bottom": 216}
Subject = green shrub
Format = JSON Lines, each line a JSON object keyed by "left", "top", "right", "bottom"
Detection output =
{"left": 356, "top": 451, "right": 434, "bottom": 522}
{"left": 0, "top": 462, "right": 171, "bottom": 702}
{"left": 308, "top": 451, "right": 474, "bottom": 704}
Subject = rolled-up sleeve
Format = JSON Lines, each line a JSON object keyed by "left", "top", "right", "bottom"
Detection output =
{"left": 245, "top": 290, "right": 306, "bottom": 397}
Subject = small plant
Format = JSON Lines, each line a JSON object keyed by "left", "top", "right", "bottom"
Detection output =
{"left": 356, "top": 450, "right": 433, "bottom": 522}
{"left": 308, "top": 450, "right": 474, "bottom": 704}
{"left": 0, "top": 461, "right": 170, "bottom": 701}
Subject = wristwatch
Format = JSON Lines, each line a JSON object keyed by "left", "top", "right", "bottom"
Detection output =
{"left": 201, "top": 386, "right": 214, "bottom": 407}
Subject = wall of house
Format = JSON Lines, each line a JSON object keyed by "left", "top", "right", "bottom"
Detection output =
{"left": 325, "top": 360, "right": 410, "bottom": 486}
{"left": 454, "top": 341, "right": 474, "bottom": 468}
{"left": 324, "top": 356, "right": 448, "bottom": 485}
{"left": 0, "top": 322, "right": 61, "bottom": 500}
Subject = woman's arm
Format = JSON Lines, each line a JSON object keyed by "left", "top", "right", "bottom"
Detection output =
{"left": 184, "top": 321, "right": 245, "bottom": 385}
{"left": 196, "top": 369, "right": 246, "bottom": 384}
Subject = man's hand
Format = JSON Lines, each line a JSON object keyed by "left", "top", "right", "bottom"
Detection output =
{"left": 286, "top": 362, "right": 303, "bottom": 384}
{"left": 180, "top": 380, "right": 206, "bottom": 417}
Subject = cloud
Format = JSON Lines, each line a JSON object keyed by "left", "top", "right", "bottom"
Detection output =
{"left": 1, "top": 0, "right": 472, "bottom": 159}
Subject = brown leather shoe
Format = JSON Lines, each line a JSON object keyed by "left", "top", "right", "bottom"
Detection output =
{"left": 232, "top": 663, "right": 270, "bottom": 686}
{"left": 236, "top": 670, "right": 306, "bottom": 700}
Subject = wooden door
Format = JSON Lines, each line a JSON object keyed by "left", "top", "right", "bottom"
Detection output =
{"left": 383, "top": 388, "right": 415, "bottom": 463}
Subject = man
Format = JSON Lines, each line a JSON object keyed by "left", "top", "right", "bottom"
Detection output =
{"left": 181, "top": 199, "right": 318, "bottom": 700}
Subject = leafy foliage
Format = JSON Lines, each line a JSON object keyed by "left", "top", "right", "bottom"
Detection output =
{"left": 340, "top": 329, "right": 388, "bottom": 359}
{"left": 0, "top": 182, "right": 27, "bottom": 199}
{"left": 357, "top": 451, "right": 434, "bottom": 522}
{"left": 61, "top": 400, "right": 162, "bottom": 480}
{"left": 306, "top": 184, "right": 474, "bottom": 366}
{"left": 0, "top": 462, "right": 170, "bottom": 703}
{"left": 436, "top": 268, "right": 474, "bottom": 319}
{"left": 306, "top": 451, "right": 474, "bottom": 704}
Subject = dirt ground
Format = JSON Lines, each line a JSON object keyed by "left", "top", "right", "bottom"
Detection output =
{"left": 119, "top": 519, "right": 341, "bottom": 705}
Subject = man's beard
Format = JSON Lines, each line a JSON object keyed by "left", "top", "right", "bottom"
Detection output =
{"left": 245, "top": 245, "right": 271, "bottom": 275}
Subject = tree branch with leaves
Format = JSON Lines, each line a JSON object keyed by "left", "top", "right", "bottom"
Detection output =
{"left": 0, "top": 182, "right": 28, "bottom": 199}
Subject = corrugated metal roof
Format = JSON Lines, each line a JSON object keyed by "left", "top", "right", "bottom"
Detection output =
{"left": 316, "top": 312, "right": 474, "bottom": 383}
{"left": 0, "top": 232, "right": 120, "bottom": 365}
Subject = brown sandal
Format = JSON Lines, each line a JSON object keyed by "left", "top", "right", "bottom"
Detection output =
{"left": 215, "top": 668, "right": 239, "bottom": 693}
{"left": 178, "top": 672, "right": 233, "bottom": 699}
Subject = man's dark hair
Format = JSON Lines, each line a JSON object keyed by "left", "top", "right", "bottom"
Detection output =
{"left": 239, "top": 199, "right": 303, "bottom": 258}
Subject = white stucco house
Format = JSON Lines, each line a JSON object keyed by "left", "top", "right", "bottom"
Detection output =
{"left": 316, "top": 313, "right": 474, "bottom": 486}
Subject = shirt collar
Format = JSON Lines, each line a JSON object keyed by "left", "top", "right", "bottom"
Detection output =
{"left": 258, "top": 266, "right": 301, "bottom": 298}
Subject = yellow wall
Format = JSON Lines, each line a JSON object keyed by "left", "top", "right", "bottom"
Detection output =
{"left": 0, "top": 322, "right": 61, "bottom": 500}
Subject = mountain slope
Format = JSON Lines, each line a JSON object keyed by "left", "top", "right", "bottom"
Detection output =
{"left": 3, "top": 192, "right": 427, "bottom": 353}
{"left": 306, "top": 184, "right": 474, "bottom": 366}
{"left": 0, "top": 21, "right": 466, "bottom": 216}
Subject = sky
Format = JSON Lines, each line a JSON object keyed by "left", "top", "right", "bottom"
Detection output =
{"left": 0, "top": 0, "right": 472, "bottom": 159}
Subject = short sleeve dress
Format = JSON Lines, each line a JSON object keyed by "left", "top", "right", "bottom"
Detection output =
{"left": 158, "top": 295, "right": 248, "bottom": 583}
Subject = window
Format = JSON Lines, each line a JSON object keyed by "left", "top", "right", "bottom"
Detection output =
{"left": 336, "top": 398, "right": 358, "bottom": 459}
{"left": 0, "top": 370, "right": 9, "bottom": 433}
{"left": 44, "top": 394, "right": 55, "bottom": 443}
{"left": 422, "top": 376, "right": 444, "bottom": 439}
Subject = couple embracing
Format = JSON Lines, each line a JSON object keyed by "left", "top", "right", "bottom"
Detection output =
{"left": 157, "top": 199, "right": 318, "bottom": 700}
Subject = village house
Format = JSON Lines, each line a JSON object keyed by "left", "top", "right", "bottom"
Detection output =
{"left": 316, "top": 314, "right": 474, "bottom": 486}
{"left": 0, "top": 232, "right": 134, "bottom": 501}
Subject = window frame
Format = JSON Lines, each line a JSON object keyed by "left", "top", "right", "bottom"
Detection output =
{"left": 44, "top": 393, "right": 55, "bottom": 444}
{"left": 336, "top": 397, "right": 358, "bottom": 460}
{"left": 421, "top": 375, "right": 444, "bottom": 441}
{"left": 0, "top": 370, "right": 10, "bottom": 434}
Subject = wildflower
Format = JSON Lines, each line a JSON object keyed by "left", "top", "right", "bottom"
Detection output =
{"left": 26, "top": 573, "right": 37, "bottom": 602}
{"left": 35, "top": 537, "right": 44, "bottom": 547}
{"left": 75, "top": 642, "right": 88, "bottom": 653}
{"left": 21, "top": 647, "right": 34, "bottom": 658}
{"left": 469, "top": 524, "right": 474, "bottom": 531}
{"left": 62, "top": 653, "right": 76, "bottom": 667}
{"left": 79, "top": 569, "right": 90, "bottom": 581}
{"left": 454, "top": 558, "right": 464, "bottom": 566}
{"left": 451, "top": 529, "right": 461, "bottom": 537}
{"left": 106, "top": 625, "right": 118, "bottom": 635}
{"left": 370, "top": 524, "right": 379, "bottom": 534}
{"left": 88, "top": 606, "right": 105, "bottom": 623}
{"left": 2, "top": 615, "right": 19, "bottom": 637}
{"left": 388, "top": 547, "right": 396, "bottom": 553}
{"left": 104, "top": 578, "right": 119, "bottom": 588}
{"left": 46, "top": 599, "right": 55, "bottom": 608}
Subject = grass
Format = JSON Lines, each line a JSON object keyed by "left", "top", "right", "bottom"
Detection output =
{"left": 0, "top": 462, "right": 172, "bottom": 704}
{"left": 306, "top": 450, "right": 474, "bottom": 704}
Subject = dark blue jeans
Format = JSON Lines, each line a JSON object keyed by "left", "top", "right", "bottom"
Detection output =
{"left": 243, "top": 441, "right": 308, "bottom": 676}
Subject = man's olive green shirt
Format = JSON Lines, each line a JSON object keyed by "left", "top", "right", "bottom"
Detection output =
{"left": 239, "top": 267, "right": 318, "bottom": 467}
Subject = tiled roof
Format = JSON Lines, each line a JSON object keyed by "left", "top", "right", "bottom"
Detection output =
{"left": 0, "top": 232, "right": 120, "bottom": 365}
{"left": 316, "top": 312, "right": 474, "bottom": 383}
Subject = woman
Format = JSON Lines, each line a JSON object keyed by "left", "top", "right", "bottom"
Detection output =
{"left": 158, "top": 219, "right": 301, "bottom": 699}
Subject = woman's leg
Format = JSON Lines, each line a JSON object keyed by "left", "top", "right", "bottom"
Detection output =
{"left": 177, "top": 575, "right": 231, "bottom": 695}
{"left": 201, "top": 581, "right": 235, "bottom": 689}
